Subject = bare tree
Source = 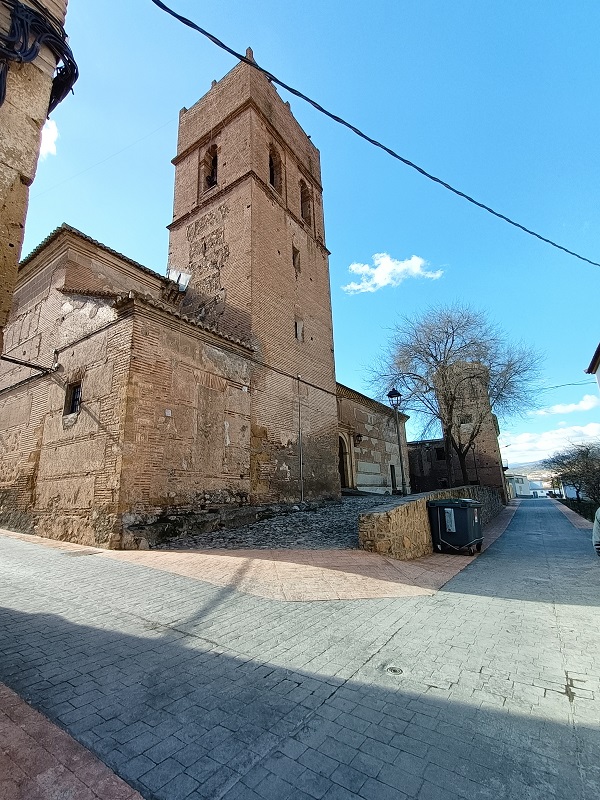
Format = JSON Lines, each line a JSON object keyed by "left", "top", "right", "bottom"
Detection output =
{"left": 375, "top": 303, "right": 541, "bottom": 486}
{"left": 543, "top": 442, "right": 600, "bottom": 504}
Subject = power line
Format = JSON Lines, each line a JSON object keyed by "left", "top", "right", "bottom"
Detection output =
{"left": 538, "top": 380, "right": 597, "bottom": 392}
{"left": 32, "top": 118, "right": 174, "bottom": 199}
{"left": 150, "top": 0, "right": 600, "bottom": 270}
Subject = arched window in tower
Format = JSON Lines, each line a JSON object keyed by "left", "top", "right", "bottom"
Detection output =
{"left": 269, "top": 148, "right": 282, "bottom": 193}
{"left": 300, "top": 180, "right": 312, "bottom": 225}
{"left": 204, "top": 144, "right": 218, "bottom": 189}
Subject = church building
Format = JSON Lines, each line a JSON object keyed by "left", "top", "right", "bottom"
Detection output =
{"left": 0, "top": 53, "right": 409, "bottom": 548}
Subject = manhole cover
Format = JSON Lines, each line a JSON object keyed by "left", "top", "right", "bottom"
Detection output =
{"left": 63, "top": 550, "right": 100, "bottom": 557}
{"left": 386, "top": 666, "right": 403, "bottom": 675}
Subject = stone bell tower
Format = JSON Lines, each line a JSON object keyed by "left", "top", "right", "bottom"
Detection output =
{"left": 167, "top": 50, "right": 339, "bottom": 502}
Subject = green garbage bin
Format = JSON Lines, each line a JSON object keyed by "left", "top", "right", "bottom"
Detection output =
{"left": 427, "top": 498, "right": 483, "bottom": 555}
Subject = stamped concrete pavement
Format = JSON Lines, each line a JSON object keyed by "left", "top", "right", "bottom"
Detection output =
{"left": 0, "top": 499, "right": 598, "bottom": 800}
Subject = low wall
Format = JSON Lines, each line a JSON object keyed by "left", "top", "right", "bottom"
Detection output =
{"left": 359, "top": 486, "right": 504, "bottom": 561}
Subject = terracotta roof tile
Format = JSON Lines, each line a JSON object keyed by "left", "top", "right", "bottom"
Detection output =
{"left": 114, "top": 292, "right": 254, "bottom": 350}
{"left": 20, "top": 223, "right": 174, "bottom": 285}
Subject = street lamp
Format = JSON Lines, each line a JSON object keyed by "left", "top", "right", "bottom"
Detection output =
{"left": 387, "top": 388, "right": 407, "bottom": 495}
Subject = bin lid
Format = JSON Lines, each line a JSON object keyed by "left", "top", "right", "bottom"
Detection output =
{"left": 427, "top": 498, "right": 483, "bottom": 508}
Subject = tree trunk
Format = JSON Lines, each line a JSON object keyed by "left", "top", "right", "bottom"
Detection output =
{"left": 443, "top": 430, "right": 454, "bottom": 487}
{"left": 457, "top": 450, "right": 469, "bottom": 485}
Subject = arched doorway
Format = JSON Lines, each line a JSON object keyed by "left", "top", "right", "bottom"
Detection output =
{"left": 338, "top": 436, "right": 349, "bottom": 488}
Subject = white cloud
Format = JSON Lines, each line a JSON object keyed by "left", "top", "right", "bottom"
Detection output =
{"left": 500, "top": 422, "right": 600, "bottom": 465}
{"left": 531, "top": 393, "right": 600, "bottom": 416}
{"left": 342, "top": 253, "right": 443, "bottom": 294}
{"left": 40, "top": 119, "right": 58, "bottom": 159}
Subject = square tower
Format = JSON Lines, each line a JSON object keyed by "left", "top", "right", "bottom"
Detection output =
{"left": 168, "top": 53, "right": 339, "bottom": 502}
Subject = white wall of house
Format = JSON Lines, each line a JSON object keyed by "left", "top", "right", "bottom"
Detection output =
{"left": 506, "top": 473, "right": 533, "bottom": 498}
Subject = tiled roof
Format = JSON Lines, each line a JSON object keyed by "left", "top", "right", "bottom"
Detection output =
{"left": 20, "top": 223, "right": 172, "bottom": 284}
{"left": 61, "top": 287, "right": 121, "bottom": 299}
{"left": 336, "top": 382, "right": 408, "bottom": 420}
{"left": 114, "top": 292, "right": 253, "bottom": 350}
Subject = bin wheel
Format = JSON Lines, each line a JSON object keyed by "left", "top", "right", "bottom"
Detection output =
{"left": 476, "top": 542, "right": 482, "bottom": 553}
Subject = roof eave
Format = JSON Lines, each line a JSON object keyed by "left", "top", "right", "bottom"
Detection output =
{"left": 585, "top": 343, "right": 600, "bottom": 375}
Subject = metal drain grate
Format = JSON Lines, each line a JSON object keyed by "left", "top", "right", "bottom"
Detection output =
{"left": 386, "top": 666, "right": 404, "bottom": 675}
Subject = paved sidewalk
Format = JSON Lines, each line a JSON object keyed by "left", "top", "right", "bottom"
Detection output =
{"left": 0, "top": 502, "right": 516, "bottom": 602}
{"left": 551, "top": 498, "right": 593, "bottom": 529}
{"left": 0, "top": 683, "right": 142, "bottom": 800}
{"left": 0, "top": 499, "right": 598, "bottom": 800}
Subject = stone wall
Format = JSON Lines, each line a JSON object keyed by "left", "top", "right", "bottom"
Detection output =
{"left": 359, "top": 485, "right": 504, "bottom": 561}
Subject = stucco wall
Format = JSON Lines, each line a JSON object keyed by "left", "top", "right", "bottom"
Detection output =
{"left": 359, "top": 485, "right": 504, "bottom": 561}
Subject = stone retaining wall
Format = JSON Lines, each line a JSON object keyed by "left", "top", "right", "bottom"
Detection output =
{"left": 359, "top": 486, "right": 504, "bottom": 561}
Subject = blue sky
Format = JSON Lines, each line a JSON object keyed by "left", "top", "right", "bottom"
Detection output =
{"left": 28, "top": 0, "right": 599, "bottom": 465}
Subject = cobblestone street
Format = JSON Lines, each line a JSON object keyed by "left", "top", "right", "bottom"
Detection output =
{"left": 153, "top": 496, "right": 388, "bottom": 550}
{"left": 1, "top": 499, "right": 598, "bottom": 800}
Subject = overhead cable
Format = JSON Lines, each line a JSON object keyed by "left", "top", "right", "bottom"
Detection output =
{"left": 0, "top": 0, "right": 78, "bottom": 113}
{"left": 538, "top": 380, "right": 597, "bottom": 392}
{"left": 150, "top": 0, "right": 600, "bottom": 269}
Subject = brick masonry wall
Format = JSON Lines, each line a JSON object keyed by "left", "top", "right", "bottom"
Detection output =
{"left": 0, "top": 231, "right": 173, "bottom": 548}
{"left": 33, "top": 318, "right": 133, "bottom": 547}
{"left": 0, "top": 315, "right": 133, "bottom": 548}
{"left": 176, "top": 59, "right": 322, "bottom": 189}
{"left": 250, "top": 368, "right": 339, "bottom": 503}
{"left": 0, "top": 2, "right": 69, "bottom": 352}
{"left": 170, "top": 175, "right": 254, "bottom": 338}
{"left": 118, "top": 303, "right": 254, "bottom": 545}
{"left": 168, "top": 58, "right": 340, "bottom": 503}
{"left": 0, "top": 233, "right": 142, "bottom": 391}
{"left": 358, "top": 485, "right": 504, "bottom": 561}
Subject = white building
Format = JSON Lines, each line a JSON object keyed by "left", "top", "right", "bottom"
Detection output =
{"left": 505, "top": 472, "right": 532, "bottom": 499}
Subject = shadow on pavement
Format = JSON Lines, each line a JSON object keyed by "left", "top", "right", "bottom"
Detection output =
{"left": 0, "top": 601, "right": 598, "bottom": 800}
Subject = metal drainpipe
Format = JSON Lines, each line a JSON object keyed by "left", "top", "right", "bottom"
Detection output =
{"left": 297, "top": 374, "right": 304, "bottom": 502}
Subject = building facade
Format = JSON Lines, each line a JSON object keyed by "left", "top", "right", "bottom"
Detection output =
{"left": 0, "top": 56, "right": 407, "bottom": 548}
{"left": 337, "top": 384, "right": 409, "bottom": 495}
{"left": 505, "top": 472, "right": 533, "bottom": 499}
{"left": 0, "top": 1, "right": 73, "bottom": 353}
{"left": 408, "top": 362, "right": 507, "bottom": 501}
{"left": 167, "top": 50, "right": 340, "bottom": 503}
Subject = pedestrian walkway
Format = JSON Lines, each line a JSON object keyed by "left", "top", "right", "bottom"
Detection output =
{"left": 0, "top": 499, "right": 598, "bottom": 800}
{"left": 0, "top": 683, "right": 142, "bottom": 800}
{"left": 551, "top": 497, "right": 594, "bottom": 530}
{"left": 0, "top": 501, "right": 516, "bottom": 601}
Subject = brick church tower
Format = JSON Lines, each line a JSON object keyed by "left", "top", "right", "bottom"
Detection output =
{"left": 167, "top": 51, "right": 339, "bottom": 502}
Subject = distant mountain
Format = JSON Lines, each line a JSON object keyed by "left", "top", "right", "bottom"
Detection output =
{"left": 507, "top": 461, "right": 553, "bottom": 479}
{"left": 507, "top": 460, "right": 543, "bottom": 471}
